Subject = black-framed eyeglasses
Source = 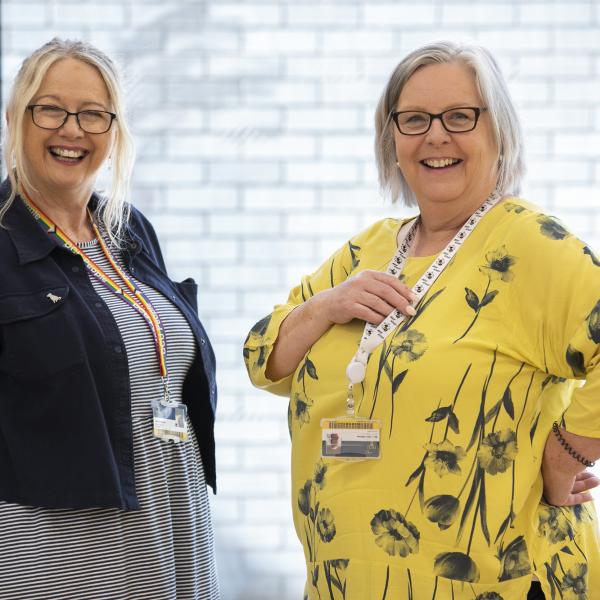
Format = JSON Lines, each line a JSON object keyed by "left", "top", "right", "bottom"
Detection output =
{"left": 27, "top": 104, "right": 117, "bottom": 134}
{"left": 391, "top": 107, "right": 486, "bottom": 135}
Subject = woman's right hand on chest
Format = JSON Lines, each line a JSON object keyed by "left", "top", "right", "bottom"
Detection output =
{"left": 319, "top": 269, "right": 418, "bottom": 326}
{"left": 264, "top": 271, "right": 417, "bottom": 382}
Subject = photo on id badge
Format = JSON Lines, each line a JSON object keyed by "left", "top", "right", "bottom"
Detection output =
{"left": 325, "top": 432, "right": 341, "bottom": 456}
{"left": 321, "top": 422, "right": 380, "bottom": 459}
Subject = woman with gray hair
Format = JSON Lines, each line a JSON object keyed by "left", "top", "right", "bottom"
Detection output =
{"left": 0, "top": 39, "right": 219, "bottom": 599}
{"left": 245, "top": 41, "right": 600, "bottom": 599}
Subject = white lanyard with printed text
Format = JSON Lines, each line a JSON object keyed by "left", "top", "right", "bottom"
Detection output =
{"left": 344, "top": 192, "right": 502, "bottom": 416}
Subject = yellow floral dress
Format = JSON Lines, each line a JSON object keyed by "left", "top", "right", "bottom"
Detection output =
{"left": 243, "top": 198, "right": 600, "bottom": 600}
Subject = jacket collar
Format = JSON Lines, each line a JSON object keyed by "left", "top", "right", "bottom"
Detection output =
{"left": 2, "top": 179, "right": 57, "bottom": 265}
{"left": 1, "top": 179, "right": 142, "bottom": 265}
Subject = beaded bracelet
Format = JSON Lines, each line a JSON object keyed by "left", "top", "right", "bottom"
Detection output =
{"left": 552, "top": 422, "right": 596, "bottom": 467}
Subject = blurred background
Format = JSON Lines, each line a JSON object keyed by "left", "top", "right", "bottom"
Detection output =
{"left": 2, "top": 1, "right": 600, "bottom": 598}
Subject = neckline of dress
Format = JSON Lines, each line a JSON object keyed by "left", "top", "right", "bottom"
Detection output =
{"left": 77, "top": 238, "right": 100, "bottom": 249}
{"left": 394, "top": 195, "right": 514, "bottom": 260}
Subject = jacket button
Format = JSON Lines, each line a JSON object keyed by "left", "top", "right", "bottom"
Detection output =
{"left": 114, "top": 346, "right": 122, "bottom": 354}
{"left": 95, "top": 302, "right": 102, "bottom": 308}
{"left": 200, "top": 338, "right": 206, "bottom": 345}
{"left": 72, "top": 266, "right": 80, "bottom": 273}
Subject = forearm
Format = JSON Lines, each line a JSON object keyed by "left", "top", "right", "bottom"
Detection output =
{"left": 265, "top": 291, "right": 334, "bottom": 381}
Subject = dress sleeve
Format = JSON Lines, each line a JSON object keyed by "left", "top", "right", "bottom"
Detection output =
{"left": 243, "top": 225, "right": 374, "bottom": 397}
{"left": 525, "top": 214, "right": 600, "bottom": 437}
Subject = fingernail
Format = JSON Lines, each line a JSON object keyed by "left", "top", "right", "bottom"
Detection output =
{"left": 405, "top": 305, "right": 416, "bottom": 316}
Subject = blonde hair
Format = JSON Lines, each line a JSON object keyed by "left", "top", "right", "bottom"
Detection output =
{"left": 375, "top": 40, "right": 525, "bottom": 206}
{"left": 1, "top": 38, "right": 135, "bottom": 244}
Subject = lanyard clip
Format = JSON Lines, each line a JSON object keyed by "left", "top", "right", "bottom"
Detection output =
{"left": 346, "top": 384, "right": 356, "bottom": 417}
{"left": 161, "top": 376, "right": 174, "bottom": 407}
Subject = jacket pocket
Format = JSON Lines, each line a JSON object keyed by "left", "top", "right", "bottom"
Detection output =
{"left": 0, "top": 286, "right": 84, "bottom": 380}
{"left": 0, "top": 286, "right": 69, "bottom": 323}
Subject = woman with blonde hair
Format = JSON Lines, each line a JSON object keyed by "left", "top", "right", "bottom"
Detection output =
{"left": 245, "top": 40, "right": 600, "bottom": 599}
{"left": 0, "top": 38, "right": 219, "bottom": 599}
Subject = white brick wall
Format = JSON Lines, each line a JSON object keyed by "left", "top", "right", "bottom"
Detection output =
{"left": 2, "top": 2, "right": 600, "bottom": 599}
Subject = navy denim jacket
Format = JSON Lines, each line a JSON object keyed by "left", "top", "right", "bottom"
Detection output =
{"left": 0, "top": 180, "right": 216, "bottom": 510}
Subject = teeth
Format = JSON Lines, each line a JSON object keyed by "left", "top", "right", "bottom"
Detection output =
{"left": 52, "top": 147, "right": 85, "bottom": 159}
{"left": 424, "top": 158, "right": 458, "bottom": 168}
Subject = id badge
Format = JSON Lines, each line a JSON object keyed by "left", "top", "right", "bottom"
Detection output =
{"left": 321, "top": 417, "right": 381, "bottom": 461}
{"left": 152, "top": 399, "right": 189, "bottom": 443}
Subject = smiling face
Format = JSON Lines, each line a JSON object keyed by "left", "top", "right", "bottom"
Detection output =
{"left": 394, "top": 61, "right": 499, "bottom": 214}
{"left": 22, "top": 57, "right": 115, "bottom": 202}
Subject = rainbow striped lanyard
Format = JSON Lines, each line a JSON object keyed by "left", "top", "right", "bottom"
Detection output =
{"left": 21, "top": 190, "right": 172, "bottom": 404}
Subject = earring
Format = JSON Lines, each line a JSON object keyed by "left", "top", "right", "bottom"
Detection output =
{"left": 396, "top": 161, "right": 400, "bottom": 168}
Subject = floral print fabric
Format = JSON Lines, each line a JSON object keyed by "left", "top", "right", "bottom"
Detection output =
{"left": 244, "top": 198, "right": 600, "bottom": 599}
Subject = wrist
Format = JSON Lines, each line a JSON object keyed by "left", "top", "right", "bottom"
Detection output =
{"left": 552, "top": 422, "right": 597, "bottom": 469}
{"left": 308, "top": 289, "right": 336, "bottom": 327}
{"left": 544, "top": 426, "right": 587, "bottom": 477}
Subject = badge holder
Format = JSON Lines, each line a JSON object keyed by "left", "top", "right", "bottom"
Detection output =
{"left": 321, "top": 382, "right": 381, "bottom": 461}
{"left": 152, "top": 378, "right": 189, "bottom": 443}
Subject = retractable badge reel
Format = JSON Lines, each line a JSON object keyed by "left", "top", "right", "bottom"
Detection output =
{"left": 320, "top": 348, "right": 382, "bottom": 462}
{"left": 152, "top": 377, "right": 189, "bottom": 443}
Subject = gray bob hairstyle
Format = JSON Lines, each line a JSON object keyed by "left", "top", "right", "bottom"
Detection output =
{"left": 375, "top": 40, "right": 524, "bottom": 206}
{"left": 1, "top": 38, "right": 135, "bottom": 244}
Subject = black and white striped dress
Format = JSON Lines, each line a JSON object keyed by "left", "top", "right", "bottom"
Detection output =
{"left": 0, "top": 238, "right": 220, "bottom": 600}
